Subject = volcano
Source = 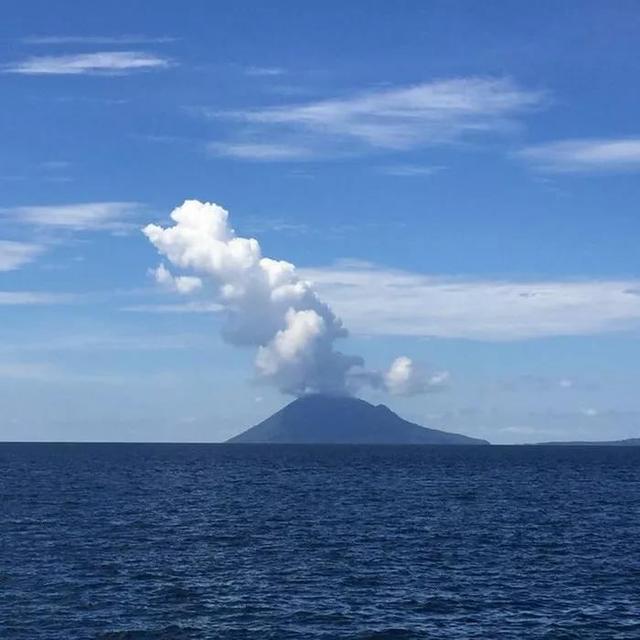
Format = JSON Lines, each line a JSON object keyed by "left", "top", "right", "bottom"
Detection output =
{"left": 227, "top": 395, "right": 488, "bottom": 444}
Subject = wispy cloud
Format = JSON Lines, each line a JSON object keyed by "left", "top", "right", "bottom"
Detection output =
{"left": 0, "top": 332, "right": 204, "bottom": 353}
{"left": 518, "top": 137, "right": 640, "bottom": 173}
{"left": 500, "top": 375, "right": 587, "bottom": 393}
{"left": 244, "top": 66, "right": 286, "bottom": 77}
{"left": 3, "top": 202, "right": 145, "bottom": 232}
{"left": 122, "top": 301, "right": 223, "bottom": 314}
{"left": 0, "top": 241, "right": 45, "bottom": 271}
{"left": 22, "top": 35, "right": 177, "bottom": 45}
{"left": 442, "top": 408, "right": 640, "bottom": 444}
{"left": 0, "top": 291, "right": 73, "bottom": 305}
{"left": 210, "top": 77, "right": 544, "bottom": 160}
{"left": 0, "top": 361, "right": 128, "bottom": 384}
{"left": 300, "top": 262, "right": 640, "bottom": 340}
{"left": 40, "top": 161, "right": 71, "bottom": 171}
{"left": 208, "top": 142, "right": 312, "bottom": 161}
{"left": 241, "top": 217, "right": 311, "bottom": 235}
{"left": 4, "top": 51, "right": 172, "bottom": 75}
{"left": 379, "top": 164, "right": 445, "bottom": 177}
{"left": 0, "top": 361, "right": 60, "bottom": 381}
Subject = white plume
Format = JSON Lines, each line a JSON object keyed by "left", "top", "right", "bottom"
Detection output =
{"left": 385, "top": 356, "right": 450, "bottom": 396}
{"left": 152, "top": 263, "right": 202, "bottom": 294}
{"left": 143, "top": 199, "right": 441, "bottom": 396}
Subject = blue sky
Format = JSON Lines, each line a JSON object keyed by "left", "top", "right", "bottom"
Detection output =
{"left": 2, "top": 1, "right": 640, "bottom": 443}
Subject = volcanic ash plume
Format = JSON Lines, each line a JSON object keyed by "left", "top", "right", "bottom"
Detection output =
{"left": 143, "top": 200, "right": 445, "bottom": 397}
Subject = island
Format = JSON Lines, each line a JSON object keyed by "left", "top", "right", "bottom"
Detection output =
{"left": 535, "top": 438, "right": 640, "bottom": 446}
{"left": 227, "top": 394, "right": 489, "bottom": 445}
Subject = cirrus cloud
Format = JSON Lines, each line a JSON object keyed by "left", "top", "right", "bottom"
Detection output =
{"left": 0, "top": 241, "right": 45, "bottom": 271}
{"left": 300, "top": 262, "right": 640, "bottom": 341}
{"left": 0, "top": 291, "right": 73, "bottom": 305}
{"left": 208, "top": 77, "right": 544, "bottom": 159}
{"left": 21, "top": 35, "right": 177, "bottom": 45}
{"left": 518, "top": 137, "right": 640, "bottom": 173}
{"left": 2, "top": 201, "right": 145, "bottom": 232}
{"left": 4, "top": 51, "right": 172, "bottom": 75}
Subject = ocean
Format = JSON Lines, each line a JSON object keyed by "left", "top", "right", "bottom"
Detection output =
{"left": 1, "top": 443, "right": 639, "bottom": 639}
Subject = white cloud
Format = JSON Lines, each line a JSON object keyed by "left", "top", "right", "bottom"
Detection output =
{"left": 300, "top": 262, "right": 640, "bottom": 340}
{"left": 151, "top": 263, "right": 203, "bottom": 294}
{"left": 244, "top": 66, "right": 286, "bottom": 77}
{"left": 142, "top": 199, "right": 422, "bottom": 396}
{"left": 4, "top": 51, "right": 172, "bottom": 75}
{"left": 0, "top": 241, "right": 45, "bottom": 271}
{"left": 143, "top": 200, "right": 361, "bottom": 395}
{"left": 208, "top": 142, "right": 312, "bottom": 161}
{"left": 384, "top": 356, "right": 449, "bottom": 396}
{"left": 379, "top": 164, "right": 445, "bottom": 177}
{"left": 0, "top": 333, "right": 203, "bottom": 353}
{"left": 212, "top": 77, "right": 543, "bottom": 158}
{"left": 0, "top": 291, "right": 72, "bottom": 305}
{"left": 22, "top": 35, "right": 177, "bottom": 45}
{"left": 518, "top": 137, "right": 640, "bottom": 173}
{"left": 40, "top": 161, "right": 71, "bottom": 171}
{"left": 3, "top": 202, "right": 144, "bottom": 231}
{"left": 502, "top": 375, "right": 580, "bottom": 392}
{"left": 0, "top": 362, "right": 59, "bottom": 381}
{"left": 500, "top": 425, "right": 539, "bottom": 435}
{"left": 122, "top": 302, "right": 223, "bottom": 314}
{"left": 0, "top": 361, "right": 128, "bottom": 385}
{"left": 438, "top": 407, "right": 640, "bottom": 444}
{"left": 242, "top": 217, "right": 311, "bottom": 235}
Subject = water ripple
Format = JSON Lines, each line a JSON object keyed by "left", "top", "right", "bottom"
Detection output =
{"left": 1, "top": 443, "right": 639, "bottom": 639}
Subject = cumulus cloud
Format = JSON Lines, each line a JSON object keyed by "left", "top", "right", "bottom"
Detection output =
{"left": 143, "top": 199, "right": 426, "bottom": 396}
{"left": 151, "top": 263, "right": 202, "bottom": 294}
{"left": 385, "top": 357, "right": 450, "bottom": 396}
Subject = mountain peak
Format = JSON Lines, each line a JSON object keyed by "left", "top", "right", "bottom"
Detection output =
{"left": 227, "top": 394, "right": 488, "bottom": 445}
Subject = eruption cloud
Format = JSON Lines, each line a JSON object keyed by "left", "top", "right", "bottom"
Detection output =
{"left": 143, "top": 200, "right": 445, "bottom": 397}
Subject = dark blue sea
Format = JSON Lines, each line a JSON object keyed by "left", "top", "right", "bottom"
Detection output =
{"left": 1, "top": 444, "right": 639, "bottom": 639}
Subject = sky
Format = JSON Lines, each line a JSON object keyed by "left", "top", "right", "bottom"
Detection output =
{"left": 2, "top": 0, "right": 640, "bottom": 443}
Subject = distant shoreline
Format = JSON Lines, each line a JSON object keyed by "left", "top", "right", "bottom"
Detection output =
{"left": 533, "top": 438, "right": 640, "bottom": 447}
{"left": 1, "top": 440, "right": 639, "bottom": 446}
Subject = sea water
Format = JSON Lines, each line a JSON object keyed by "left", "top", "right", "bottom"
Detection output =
{"left": 1, "top": 443, "right": 639, "bottom": 639}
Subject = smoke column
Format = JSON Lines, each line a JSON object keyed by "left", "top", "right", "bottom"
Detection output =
{"left": 144, "top": 200, "right": 444, "bottom": 396}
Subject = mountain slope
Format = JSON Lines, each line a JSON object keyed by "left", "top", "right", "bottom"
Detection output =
{"left": 227, "top": 395, "right": 488, "bottom": 444}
